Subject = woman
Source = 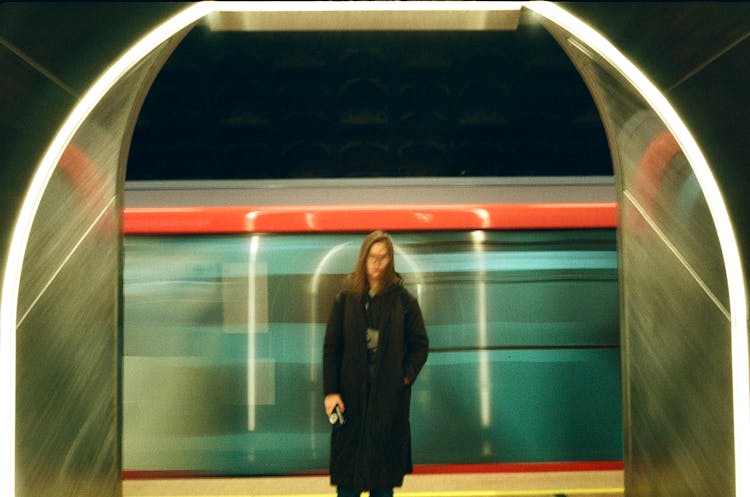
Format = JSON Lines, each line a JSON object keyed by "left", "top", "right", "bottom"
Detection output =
{"left": 323, "top": 231, "right": 429, "bottom": 497}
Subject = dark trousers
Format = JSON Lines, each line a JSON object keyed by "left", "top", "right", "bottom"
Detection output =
{"left": 337, "top": 485, "right": 393, "bottom": 497}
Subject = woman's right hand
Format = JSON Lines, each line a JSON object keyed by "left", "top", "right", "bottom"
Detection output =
{"left": 324, "top": 393, "right": 345, "bottom": 416}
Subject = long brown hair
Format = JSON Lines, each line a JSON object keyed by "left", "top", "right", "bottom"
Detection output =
{"left": 344, "top": 230, "right": 398, "bottom": 296}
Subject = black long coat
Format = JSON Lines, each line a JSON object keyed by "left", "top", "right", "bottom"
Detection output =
{"left": 323, "top": 282, "right": 429, "bottom": 491}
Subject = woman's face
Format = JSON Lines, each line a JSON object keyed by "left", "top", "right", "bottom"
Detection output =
{"left": 366, "top": 241, "right": 390, "bottom": 284}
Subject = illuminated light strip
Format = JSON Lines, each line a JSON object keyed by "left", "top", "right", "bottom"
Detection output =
{"left": 121, "top": 490, "right": 623, "bottom": 497}
{"left": 208, "top": 1, "right": 522, "bottom": 31}
{"left": 208, "top": 1, "right": 521, "bottom": 32}
{"left": 122, "top": 203, "right": 617, "bottom": 234}
{"left": 523, "top": 3, "right": 749, "bottom": 496}
{"left": 214, "top": 1, "right": 523, "bottom": 13}
{"left": 0, "top": 3, "right": 215, "bottom": 496}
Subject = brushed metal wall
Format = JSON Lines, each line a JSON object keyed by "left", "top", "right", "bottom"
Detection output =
{"left": 617, "top": 110, "right": 733, "bottom": 495}
{"left": 0, "top": 3, "right": 188, "bottom": 496}
{"left": 14, "top": 54, "right": 181, "bottom": 496}
{"left": 542, "top": 14, "right": 738, "bottom": 497}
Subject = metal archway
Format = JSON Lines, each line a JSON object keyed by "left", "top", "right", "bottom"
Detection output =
{"left": 1, "top": 3, "right": 746, "bottom": 496}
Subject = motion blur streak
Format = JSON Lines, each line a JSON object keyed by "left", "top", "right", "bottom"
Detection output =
{"left": 247, "top": 236, "right": 260, "bottom": 431}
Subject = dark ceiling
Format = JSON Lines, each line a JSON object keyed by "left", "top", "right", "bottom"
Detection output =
{"left": 126, "top": 19, "right": 613, "bottom": 181}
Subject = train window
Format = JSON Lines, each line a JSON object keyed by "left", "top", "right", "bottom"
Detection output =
{"left": 122, "top": 230, "right": 621, "bottom": 475}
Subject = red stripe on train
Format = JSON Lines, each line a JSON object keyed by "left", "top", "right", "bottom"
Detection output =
{"left": 122, "top": 203, "right": 617, "bottom": 234}
{"left": 412, "top": 461, "right": 624, "bottom": 474}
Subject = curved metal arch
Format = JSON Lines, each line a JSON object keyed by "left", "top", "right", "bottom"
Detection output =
{"left": 523, "top": 4, "right": 748, "bottom": 496}
{"left": 1, "top": 3, "right": 746, "bottom": 496}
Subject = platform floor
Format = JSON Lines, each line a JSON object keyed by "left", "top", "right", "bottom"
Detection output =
{"left": 123, "top": 470, "right": 624, "bottom": 497}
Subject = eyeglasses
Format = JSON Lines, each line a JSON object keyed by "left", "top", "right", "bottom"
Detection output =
{"left": 367, "top": 253, "right": 390, "bottom": 264}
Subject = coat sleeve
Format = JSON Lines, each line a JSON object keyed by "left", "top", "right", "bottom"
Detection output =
{"left": 402, "top": 290, "right": 429, "bottom": 385}
{"left": 323, "top": 291, "right": 345, "bottom": 395}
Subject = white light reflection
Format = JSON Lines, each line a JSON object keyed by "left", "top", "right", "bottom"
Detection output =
{"left": 525, "top": 3, "right": 749, "bottom": 495}
{"left": 305, "top": 212, "right": 316, "bottom": 230}
{"left": 472, "top": 208, "right": 492, "bottom": 229}
{"left": 310, "top": 241, "right": 357, "bottom": 380}
{"left": 471, "top": 231, "right": 491, "bottom": 428}
{"left": 471, "top": 230, "right": 486, "bottom": 244}
{"left": 247, "top": 235, "right": 260, "bottom": 431}
{"left": 393, "top": 243, "right": 424, "bottom": 304}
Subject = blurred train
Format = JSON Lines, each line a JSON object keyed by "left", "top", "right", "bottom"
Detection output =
{"left": 121, "top": 177, "right": 622, "bottom": 477}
